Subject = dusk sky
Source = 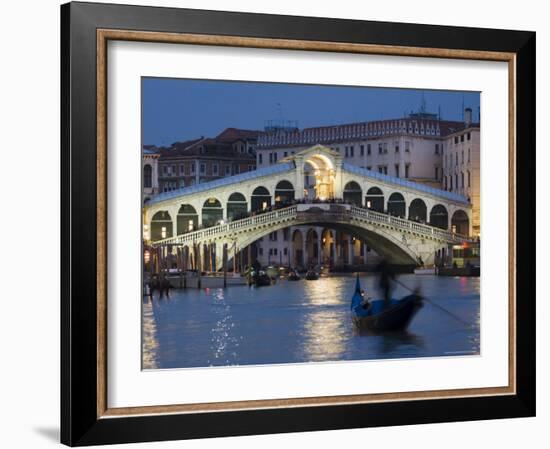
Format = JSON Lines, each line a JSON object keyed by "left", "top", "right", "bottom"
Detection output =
{"left": 142, "top": 78, "right": 480, "bottom": 147}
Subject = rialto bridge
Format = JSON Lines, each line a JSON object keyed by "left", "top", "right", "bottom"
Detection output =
{"left": 143, "top": 145, "right": 473, "bottom": 269}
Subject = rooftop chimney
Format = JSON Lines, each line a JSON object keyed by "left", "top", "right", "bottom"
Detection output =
{"left": 464, "top": 107, "right": 472, "bottom": 127}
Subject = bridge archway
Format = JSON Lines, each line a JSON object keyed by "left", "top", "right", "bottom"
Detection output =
{"left": 292, "top": 229, "right": 304, "bottom": 267}
{"left": 343, "top": 181, "right": 362, "bottom": 206}
{"left": 151, "top": 211, "right": 173, "bottom": 241}
{"left": 409, "top": 198, "right": 427, "bottom": 223}
{"left": 321, "top": 228, "right": 335, "bottom": 265}
{"left": 251, "top": 186, "right": 271, "bottom": 212}
{"left": 274, "top": 180, "right": 295, "bottom": 206}
{"left": 365, "top": 187, "right": 384, "bottom": 212}
{"left": 306, "top": 229, "right": 320, "bottom": 266}
{"left": 202, "top": 198, "right": 223, "bottom": 228}
{"left": 177, "top": 204, "right": 198, "bottom": 234}
{"left": 303, "top": 153, "right": 335, "bottom": 200}
{"left": 227, "top": 192, "right": 248, "bottom": 220}
{"left": 430, "top": 204, "right": 449, "bottom": 230}
{"left": 387, "top": 192, "right": 406, "bottom": 217}
{"left": 451, "top": 209, "right": 469, "bottom": 235}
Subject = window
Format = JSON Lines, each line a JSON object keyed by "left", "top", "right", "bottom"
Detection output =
{"left": 179, "top": 164, "right": 184, "bottom": 175}
{"left": 383, "top": 166, "right": 388, "bottom": 175}
{"left": 200, "top": 163, "right": 206, "bottom": 174}
{"left": 269, "top": 153, "right": 273, "bottom": 164}
{"left": 395, "top": 143, "right": 399, "bottom": 153}
{"left": 273, "top": 152, "right": 278, "bottom": 163}
{"left": 450, "top": 176, "right": 453, "bottom": 191}
{"left": 269, "top": 231, "right": 278, "bottom": 241}
{"left": 378, "top": 166, "right": 383, "bottom": 174}
{"left": 378, "top": 143, "right": 383, "bottom": 154}
{"left": 467, "top": 132, "right": 471, "bottom": 140}
{"left": 284, "top": 151, "right": 288, "bottom": 158}
{"left": 283, "top": 248, "right": 288, "bottom": 256}
{"left": 143, "top": 164, "right": 152, "bottom": 188}
{"left": 335, "top": 147, "right": 340, "bottom": 153}
{"left": 258, "top": 153, "right": 263, "bottom": 164}
{"left": 454, "top": 136, "right": 459, "bottom": 144}
{"left": 212, "top": 164, "right": 219, "bottom": 175}
{"left": 460, "top": 134, "right": 465, "bottom": 142}
{"left": 248, "top": 165, "right": 254, "bottom": 171}
{"left": 283, "top": 228, "right": 290, "bottom": 241}
{"left": 191, "top": 163, "right": 196, "bottom": 174}
{"left": 395, "top": 164, "right": 400, "bottom": 177}
{"left": 468, "top": 170, "right": 471, "bottom": 187}
{"left": 383, "top": 143, "right": 388, "bottom": 153}
{"left": 405, "top": 164, "right": 410, "bottom": 178}
{"left": 405, "top": 141, "right": 410, "bottom": 152}
{"left": 225, "top": 165, "right": 231, "bottom": 175}
{"left": 172, "top": 165, "right": 176, "bottom": 175}
{"left": 435, "top": 144, "right": 439, "bottom": 154}
{"left": 258, "top": 248, "right": 263, "bottom": 256}
{"left": 461, "top": 172, "right": 465, "bottom": 188}
{"left": 163, "top": 165, "right": 168, "bottom": 175}
{"left": 360, "top": 145, "right": 364, "bottom": 156}
{"left": 435, "top": 167, "right": 439, "bottom": 180}
{"left": 366, "top": 166, "right": 372, "bottom": 170}
{"left": 367, "top": 144, "right": 371, "bottom": 155}
{"left": 468, "top": 148, "right": 471, "bottom": 163}
{"left": 345, "top": 147, "right": 349, "bottom": 157}
{"left": 444, "top": 176, "right": 448, "bottom": 190}
{"left": 241, "top": 145, "right": 245, "bottom": 153}
{"left": 350, "top": 145, "right": 354, "bottom": 157}
{"left": 461, "top": 150, "right": 464, "bottom": 164}
{"left": 455, "top": 174, "right": 459, "bottom": 189}
{"left": 274, "top": 248, "right": 278, "bottom": 256}
{"left": 455, "top": 153, "right": 458, "bottom": 165}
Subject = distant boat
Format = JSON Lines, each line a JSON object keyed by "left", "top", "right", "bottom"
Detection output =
{"left": 288, "top": 270, "right": 301, "bottom": 281}
{"left": 350, "top": 276, "right": 423, "bottom": 332}
{"left": 305, "top": 270, "right": 319, "bottom": 280}
{"left": 252, "top": 270, "right": 272, "bottom": 287}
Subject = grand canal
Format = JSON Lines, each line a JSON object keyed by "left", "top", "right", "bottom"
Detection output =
{"left": 142, "top": 274, "right": 480, "bottom": 370}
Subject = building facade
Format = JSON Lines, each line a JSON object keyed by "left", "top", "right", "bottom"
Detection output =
{"left": 142, "top": 148, "right": 160, "bottom": 202}
{"left": 252, "top": 111, "right": 479, "bottom": 267}
{"left": 145, "top": 128, "right": 261, "bottom": 196}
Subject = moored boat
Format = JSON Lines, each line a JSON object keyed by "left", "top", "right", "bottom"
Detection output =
{"left": 287, "top": 270, "right": 301, "bottom": 281}
{"left": 305, "top": 270, "right": 319, "bottom": 280}
{"left": 350, "top": 276, "right": 423, "bottom": 332}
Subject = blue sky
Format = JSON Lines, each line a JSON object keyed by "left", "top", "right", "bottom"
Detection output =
{"left": 142, "top": 78, "right": 480, "bottom": 146}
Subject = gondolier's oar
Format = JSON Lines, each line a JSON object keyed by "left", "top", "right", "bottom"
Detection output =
{"left": 393, "top": 278, "right": 472, "bottom": 328}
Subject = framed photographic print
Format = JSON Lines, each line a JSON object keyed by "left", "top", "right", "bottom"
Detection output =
{"left": 61, "top": 1, "right": 536, "bottom": 446}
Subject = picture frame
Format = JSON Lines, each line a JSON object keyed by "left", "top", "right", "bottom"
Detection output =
{"left": 60, "top": 1, "right": 535, "bottom": 446}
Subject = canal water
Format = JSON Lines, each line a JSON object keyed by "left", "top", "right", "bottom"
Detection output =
{"left": 142, "top": 274, "right": 480, "bottom": 370}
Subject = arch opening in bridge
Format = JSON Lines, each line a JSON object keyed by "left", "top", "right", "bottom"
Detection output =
{"left": 227, "top": 192, "right": 248, "bottom": 221}
{"left": 274, "top": 180, "right": 295, "bottom": 206}
{"left": 303, "top": 153, "right": 335, "bottom": 201}
{"left": 292, "top": 229, "right": 304, "bottom": 268}
{"left": 387, "top": 192, "right": 406, "bottom": 218}
{"left": 343, "top": 181, "right": 362, "bottom": 206}
{"left": 251, "top": 186, "right": 271, "bottom": 212}
{"left": 451, "top": 209, "right": 469, "bottom": 235}
{"left": 177, "top": 204, "right": 198, "bottom": 234}
{"left": 202, "top": 198, "right": 223, "bottom": 228}
{"left": 321, "top": 228, "right": 335, "bottom": 265}
{"left": 430, "top": 204, "right": 449, "bottom": 230}
{"left": 409, "top": 198, "right": 427, "bottom": 223}
{"left": 306, "top": 229, "right": 320, "bottom": 267}
{"left": 151, "top": 211, "right": 173, "bottom": 241}
{"left": 365, "top": 187, "right": 384, "bottom": 212}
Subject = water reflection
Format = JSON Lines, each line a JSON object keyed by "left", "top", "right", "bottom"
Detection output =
{"left": 142, "top": 299, "right": 159, "bottom": 369}
{"left": 142, "top": 274, "right": 481, "bottom": 369}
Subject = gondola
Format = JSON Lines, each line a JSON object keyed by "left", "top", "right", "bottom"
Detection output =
{"left": 305, "top": 270, "right": 319, "bottom": 280}
{"left": 252, "top": 270, "right": 272, "bottom": 287}
{"left": 351, "top": 275, "right": 423, "bottom": 332}
{"left": 287, "top": 270, "right": 301, "bottom": 281}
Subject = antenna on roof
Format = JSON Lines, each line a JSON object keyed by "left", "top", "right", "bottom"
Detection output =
{"left": 461, "top": 95, "right": 465, "bottom": 120}
{"left": 420, "top": 91, "right": 427, "bottom": 113}
{"left": 438, "top": 105, "right": 441, "bottom": 120}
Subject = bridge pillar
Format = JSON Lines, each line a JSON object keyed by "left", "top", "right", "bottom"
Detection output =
{"left": 294, "top": 157, "right": 305, "bottom": 200}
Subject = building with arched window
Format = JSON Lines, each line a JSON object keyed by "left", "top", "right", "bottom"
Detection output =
{"left": 142, "top": 148, "right": 160, "bottom": 202}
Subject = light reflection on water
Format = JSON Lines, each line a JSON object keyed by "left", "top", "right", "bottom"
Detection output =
{"left": 142, "top": 274, "right": 480, "bottom": 370}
